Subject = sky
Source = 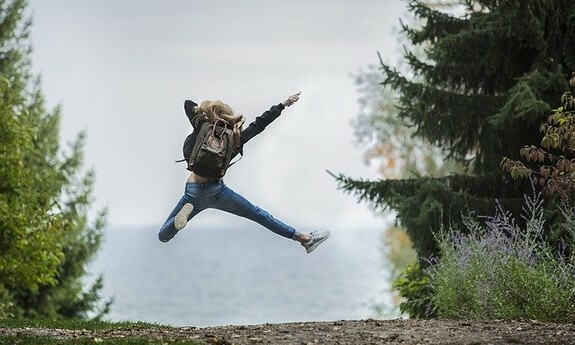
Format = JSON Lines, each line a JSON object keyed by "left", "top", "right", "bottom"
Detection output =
{"left": 27, "top": 0, "right": 408, "bottom": 233}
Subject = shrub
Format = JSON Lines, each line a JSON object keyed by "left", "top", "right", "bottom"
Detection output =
{"left": 428, "top": 190, "right": 575, "bottom": 322}
{"left": 392, "top": 262, "right": 435, "bottom": 319}
{"left": 502, "top": 75, "right": 575, "bottom": 200}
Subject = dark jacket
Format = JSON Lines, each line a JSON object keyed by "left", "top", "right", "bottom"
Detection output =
{"left": 181, "top": 100, "right": 286, "bottom": 164}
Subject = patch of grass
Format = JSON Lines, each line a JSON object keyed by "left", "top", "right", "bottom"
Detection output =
{"left": 0, "top": 319, "right": 203, "bottom": 345}
{"left": 0, "top": 318, "right": 160, "bottom": 330}
{"left": 0, "top": 334, "right": 201, "bottom": 345}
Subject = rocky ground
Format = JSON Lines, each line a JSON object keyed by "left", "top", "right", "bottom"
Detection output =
{"left": 2, "top": 319, "right": 575, "bottom": 344}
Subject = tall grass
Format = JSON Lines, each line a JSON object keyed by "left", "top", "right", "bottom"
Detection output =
{"left": 428, "top": 191, "right": 575, "bottom": 322}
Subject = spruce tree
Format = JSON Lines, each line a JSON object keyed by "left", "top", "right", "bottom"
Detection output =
{"left": 335, "top": 0, "right": 575, "bottom": 259}
{"left": 0, "top": 0, "right": 110, "bottom": 318}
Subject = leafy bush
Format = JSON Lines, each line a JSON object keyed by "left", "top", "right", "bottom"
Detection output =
{"left": 392, "top": 262, "right": 435, "bottom": 319}
{"left": 502, "top": 75, "right": 575, "bottom": 199}
{"left": 0, "top": 286, "right": 15, "bottom": 319}
{"left": 428, "top": 191, "right": 575, "bottom": 322}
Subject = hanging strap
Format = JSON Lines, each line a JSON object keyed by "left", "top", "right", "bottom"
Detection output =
{"left": 228, "top": 149, "right": 243, "bottom": 167}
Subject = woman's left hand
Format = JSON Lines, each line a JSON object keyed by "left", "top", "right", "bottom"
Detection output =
{"left": 282, "top": 91, "right": 302, "bottom": 107}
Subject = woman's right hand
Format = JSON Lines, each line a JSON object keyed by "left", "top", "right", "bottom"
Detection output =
{"left": 282, "top": 91, "right": 302, "bottom": 107}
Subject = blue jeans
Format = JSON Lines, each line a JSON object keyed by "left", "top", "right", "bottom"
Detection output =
{"left": 158, "top": 180, "right": 298, "bottom": 242}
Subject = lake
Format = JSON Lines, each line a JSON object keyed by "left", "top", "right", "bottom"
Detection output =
{"left": 87, "top": 224, "right": 394, "bottom": 327}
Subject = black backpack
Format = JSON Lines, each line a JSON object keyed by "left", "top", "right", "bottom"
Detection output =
{"left": 180, "top": 119, "right": 240, "bottom": 179}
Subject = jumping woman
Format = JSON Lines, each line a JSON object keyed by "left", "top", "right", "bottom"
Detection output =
{"left": 158, "top": 92, "right": 330, "bottom": 254}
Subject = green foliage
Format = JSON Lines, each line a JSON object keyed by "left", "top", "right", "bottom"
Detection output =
{"left": 338, "top": 0, "right": 575, "bottom": 261}
{"left": 0, "top": 335, "right": 204, "bottom": 345}
{"left": 353, "top": 63, "right": 461, "bottom": 179}
{"left": 332, "top": 172, "right": 526, "bottom": 259}
{"left": 0, "top": 1, "right": 63, "bottom": 295}
{"left": 502, "top": 75, "right": 575, "bottom": 199}
{"left": 0, "top": 336, "right": 203, "bottom": 345}
{"left": 392, "top": 262, "right": 434, "bottom": 319}
{"left": 342, "top": 0, "right": 575, "bottom": 313}
{"left": 428, "top": 192, "right": 575, "bottom": 322}
{"left": 0, "top": 318, "right": 159, "bottom": 331}
{"left": 0, "top": 0, "right": 109, "bottom": 318}
{"left": 0, "top": 319, "right": 201, "bottom": 345}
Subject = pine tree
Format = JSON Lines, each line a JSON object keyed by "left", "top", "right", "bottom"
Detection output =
{"left": 0, "top": 0, "right": 110, "bottom": 318}
{"left": 335, "top": 0, "right": 575, "bottom": 259}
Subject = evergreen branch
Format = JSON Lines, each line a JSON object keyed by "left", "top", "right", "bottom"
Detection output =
{"left": 404, "top": 0, "right": 468, "bottom": 45}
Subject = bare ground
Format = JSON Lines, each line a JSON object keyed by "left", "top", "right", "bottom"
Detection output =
{"left": 2, "top": 319, "right": 575, "bottom": 344}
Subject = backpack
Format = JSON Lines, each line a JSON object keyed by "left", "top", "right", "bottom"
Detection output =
{"left": 181, "top": 119, "right": 240, "bottom": 179}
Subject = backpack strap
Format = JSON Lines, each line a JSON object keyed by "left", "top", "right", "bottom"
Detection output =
{"left": 229, "top": 149, "right": 243, "bottom": 167}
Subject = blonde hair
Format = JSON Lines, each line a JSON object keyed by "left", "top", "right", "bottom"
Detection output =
{"left": 196, "top": 100, "right": 245, "bottom": 147}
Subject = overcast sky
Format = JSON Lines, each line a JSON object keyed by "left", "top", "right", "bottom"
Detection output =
{"left": 27, "top": 0, "right": 407, "bottom": 234}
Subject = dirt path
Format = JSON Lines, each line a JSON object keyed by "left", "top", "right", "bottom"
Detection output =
{"left": 2, "top": 319, "right": 575, "bottom": 344}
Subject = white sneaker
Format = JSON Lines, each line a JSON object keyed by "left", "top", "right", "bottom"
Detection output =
{"left": 174, "top": 203, "right": 194, "bottom": 230}
{"left": 302, "top": 231, "right": 330, "bottom": 254}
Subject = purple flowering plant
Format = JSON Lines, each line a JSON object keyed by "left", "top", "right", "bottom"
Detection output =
{"left": 426, "top": 189, "right": 575, "bottom": 322}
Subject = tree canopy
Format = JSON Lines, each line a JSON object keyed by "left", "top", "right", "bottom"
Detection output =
{"left": 0, "top": 0, "right": 109, "bottom": 318}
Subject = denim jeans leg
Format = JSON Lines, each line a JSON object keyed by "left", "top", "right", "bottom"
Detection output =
{"left": 158, "top": 195, "right": 193, "bottom": 242}
{"left": 215, "top": 184, "right": 297, "bottom": 239}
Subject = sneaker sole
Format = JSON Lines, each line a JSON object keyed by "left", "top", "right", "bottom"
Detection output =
{"left": 306, "top": 231, "right": 330, "bottom": 254}
{"left": 174, "top": 203, "right": 194, "bottom": 230}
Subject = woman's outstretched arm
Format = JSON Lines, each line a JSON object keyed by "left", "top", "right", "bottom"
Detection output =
{"left": 240, "top": 91, "right": 302, "bottom": 146}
